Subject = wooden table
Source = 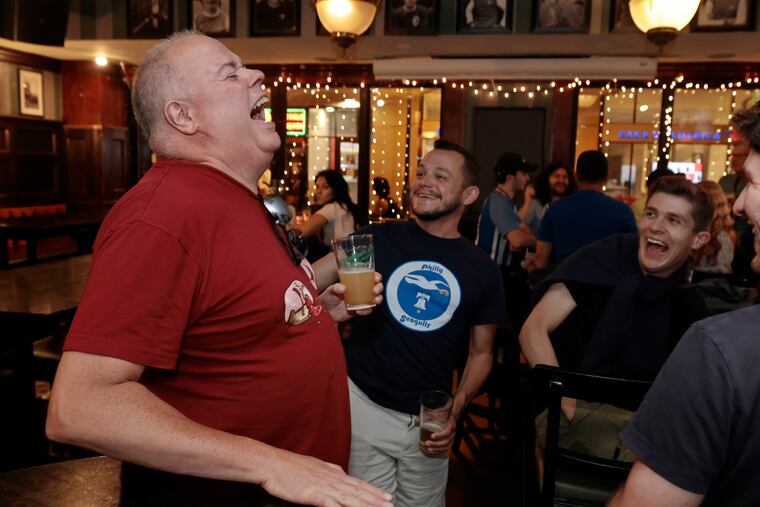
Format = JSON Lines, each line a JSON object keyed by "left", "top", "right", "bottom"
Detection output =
{"left": 0, "top": 457, "right": 297, "bottom": 506}
{"left": 0, "top": 209, "right": 105, "bottom": 268}
{"left": 0, "top": 255, "right": 91, "bottom": 469}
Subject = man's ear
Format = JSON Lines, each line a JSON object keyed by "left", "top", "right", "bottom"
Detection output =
{"left": 462, "top": 185, "right": 479, "bottom": 206}
{"left": 164, "top": 100, "right": 198, "bottom": 135}
{"left": 691, "top": 230, "right": 711, "bottom": 251}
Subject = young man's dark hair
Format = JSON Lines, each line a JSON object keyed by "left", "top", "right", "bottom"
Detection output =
{"left": 731, "top": 100, "right": 760, "bottom": 152}
{"left": 576, "top": 150, "right": 608, "bottom": 183}
{"left": 645, "top": 167, "right": 674, "bottom": 189}
{"left": 433, "top": 139, "right": 480, "bottom": 187}
{"left": 647, "top": 175, "right": 714, "bottom": 232}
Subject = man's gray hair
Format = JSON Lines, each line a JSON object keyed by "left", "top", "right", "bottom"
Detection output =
{"left": 131, "top": 30, "right": 199, "bottom": 154}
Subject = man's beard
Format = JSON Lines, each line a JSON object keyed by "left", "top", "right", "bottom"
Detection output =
{"left": 550, "top": 184, "right": 567, "bottom": 198}
{"left": 413, "top": 197, "right": 461, "bottom": 221}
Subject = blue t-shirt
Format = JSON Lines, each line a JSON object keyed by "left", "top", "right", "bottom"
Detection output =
{"left": 345, "top": 220, "right": 506, "bottom": 414}
{"left": 537, "top": 190, "right": 636, "bottom": 264}
{"left": 475, "top": 189, "right": 522, "bottom": 266}
{"left": 622, "top": 305, "right": 760, "bottom": 506}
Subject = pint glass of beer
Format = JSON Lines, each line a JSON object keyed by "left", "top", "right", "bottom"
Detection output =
{"left": 332, "top": 234, "right": 375, "bottom": 311}
{"left": 419, "top": 390, "right": 452, "bottom": 458}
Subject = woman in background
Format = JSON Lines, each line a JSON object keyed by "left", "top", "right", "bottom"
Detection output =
{"left": 693, "top": 180, "right": 736, "bottom": 274}
{"left": 370, "top": 176, "right": 400, "bottom": 219}
{"left": 293, "top": 169, "right": 365, "bottom": 261}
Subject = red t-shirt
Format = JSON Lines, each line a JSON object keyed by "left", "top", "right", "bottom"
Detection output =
{"left": 65, "top": 160, "right": 350, "bottom": 469}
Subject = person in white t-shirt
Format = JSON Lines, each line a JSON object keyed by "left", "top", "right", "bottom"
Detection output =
{"left": 294, "top": 169, "right": 365, "bottom": 260}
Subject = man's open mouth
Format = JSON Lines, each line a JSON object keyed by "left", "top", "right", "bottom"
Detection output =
{"left": 250, "top": 96, "right": 270, "bottom": 121}
{"left": 646, "top": 237, "right": 668, "bottom": 254}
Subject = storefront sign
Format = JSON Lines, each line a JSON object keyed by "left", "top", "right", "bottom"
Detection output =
{"left": 264, "top": 108, "right": 307, "bottom": 136}
{"left": 286, "top": 108, "right": 306, "bottom": 136}
{"left": 615, "top": 130, "right": 726, "bottom": 142}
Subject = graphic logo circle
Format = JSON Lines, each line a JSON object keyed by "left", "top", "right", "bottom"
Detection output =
{"left": 386, "top": 261, "right": 461, "bottom": 332}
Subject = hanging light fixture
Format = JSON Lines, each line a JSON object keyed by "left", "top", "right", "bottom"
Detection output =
{"left": 629, "top": 0, "right": 700, "bottom": 47}
{"left": 313, "top": 0, "right": 381, "bottom": 51}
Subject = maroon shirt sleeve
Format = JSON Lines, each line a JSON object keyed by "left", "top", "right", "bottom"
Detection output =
{"left": 64, "top": 220, "right": 201, "bottom": 370}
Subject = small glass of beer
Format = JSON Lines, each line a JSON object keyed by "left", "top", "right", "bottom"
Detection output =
{"left": 419, "top": 390, "right": 452, "bottom": 458}
{"left": 332, "top": 234, "right": 376, "bottom": 311}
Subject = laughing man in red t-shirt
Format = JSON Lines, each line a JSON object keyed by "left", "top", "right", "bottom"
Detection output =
{"left": 46, "top": 32, "right": 392, "bottom": 507}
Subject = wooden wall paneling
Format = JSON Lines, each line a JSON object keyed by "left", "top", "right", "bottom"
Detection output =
{"left": 549, "top": 88, "right": 578, "bottom": 167}
{"left": 101, "top": 127, "right": 129, "bottom": 205}
{"left": 62, "top": 61, "right": 128, "bottom": 128}
{"left": 440, "top": 86, "right": 465, "bottom": 146}
{"left": 17, "top": 154, "right": 59, "bottom": 196}
{"left": 0, "top": 48, "right": 60, "bottom": 73}
{"left": 0, "top": 117, "right": 64, "bottom": 206}
{"left": 101, "top": 73, "right": 127, "bottom": 127}
{"left": 64, "top": 127, "right": 96, "bottom": 203}
{"left": 65, "top": 126, "right": 130, "bottom": 209}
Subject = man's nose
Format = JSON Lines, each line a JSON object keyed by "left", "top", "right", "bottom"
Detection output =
{"left": 733, "top": 188, "right": 746, "bottom": 216}
{"left": 246, "top": 68, "right": 265, "bottom": 88}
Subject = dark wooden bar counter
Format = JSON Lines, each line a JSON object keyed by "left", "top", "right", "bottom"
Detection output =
{"left": 0, "top": 255, "right": 91, "bottom": 468}
{"left": 0, "top": 209, "right": 105, "bottom": 268}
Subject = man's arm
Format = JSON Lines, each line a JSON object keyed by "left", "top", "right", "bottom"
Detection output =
{"left": 47, "top": 352, "right": 392, "bottom": 507}
{"left": 530, "top": 239, "right": 553, "bottom": 270}
{"left": 291, "top": 213, "right": 327, "bottom": 239}
{"left": 608, "top": 460, "right": 704, "bottom": 507}
{"left": 518, "top": 282, "right": 575, "bottom": 368}
{"left": 517, "top": 185, "right": 535, "bottom": 221}
{"left": 422, "top": 323, "right": 496, "bottom": 454}
{"left": 507, "top": 226, "right": 536, "bottom": 248}
{"left": 313, "top": 252, "right": 340, "bottom": 292}
{"left": 518, "top": 282, "right": 577, "bottom": 419}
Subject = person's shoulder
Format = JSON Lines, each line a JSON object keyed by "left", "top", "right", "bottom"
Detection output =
{"left": 694, "top": 305, "right": 760, "bottom": 342}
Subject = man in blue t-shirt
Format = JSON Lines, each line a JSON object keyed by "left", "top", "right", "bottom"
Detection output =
{"left": 316, "top": 140, "right": 506, "bottom": 507}
{"left": 476, "top": 151, "right": 536, "bottom": 267}
{"left": 530, "top": 150, "right": 636, "bottom": 270}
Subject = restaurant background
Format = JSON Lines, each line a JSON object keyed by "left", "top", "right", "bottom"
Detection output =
{"left": 1, "top": 0, "right": 760, "bottom": 219}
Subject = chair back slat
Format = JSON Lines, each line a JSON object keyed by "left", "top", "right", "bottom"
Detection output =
{"left": 531, "top": 365, "right": 653, "bottom": 507}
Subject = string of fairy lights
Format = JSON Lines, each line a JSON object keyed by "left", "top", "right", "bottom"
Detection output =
{"left": 263, "top": 73, "right": 760, "bottom": 215}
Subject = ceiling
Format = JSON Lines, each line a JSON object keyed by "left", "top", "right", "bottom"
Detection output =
{"left": 1, "top": 30, "right": 759, "bottom": 69}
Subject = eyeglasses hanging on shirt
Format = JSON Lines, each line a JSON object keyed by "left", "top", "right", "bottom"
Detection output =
{"left": 262, "top": 194, "right": 307, "bottom": 266}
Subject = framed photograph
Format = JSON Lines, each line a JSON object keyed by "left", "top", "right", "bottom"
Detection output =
{"left": 610, "top": 0, "right": 637, "bottom": 33}
{"left": 250, "top": 0, "right": 300, "bottom": 36}
{"left": 692, "top": 0, "right": 754, "bottom": 32}
{"left": 532, "top": 0, "right": 591, "bottom": 33}
{"left": 385, "top": 0, "right": 439, "bottom": 35}
{"left": 457, "top": 0, "right": 512, "bottom": 33}
{"left": 189, "top": 0, "right": 235, "bottom": 36}
{"left": 128, "top": 0, "right": 173, "bottom": 39}
{"left": 18, "top": 69, "right": 44, "bottom": 117}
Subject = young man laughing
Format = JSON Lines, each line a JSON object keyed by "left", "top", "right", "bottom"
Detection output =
{"left": 520, "top": 175, "right": 712, "bottom": 461}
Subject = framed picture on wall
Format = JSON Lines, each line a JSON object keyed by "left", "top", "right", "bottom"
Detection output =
{"left": 250, "top": 0, "right": 300, "bottom": 36}
{"left": 610, "top": 0, "right": 638, "bottom": 33}
{"left": 385, "top": 0, "right": 439, "bottom": 35}
{"left": 189, "top": 0, "right": 235, "bottom": 36}
{"left": 532, "top": 0, "right": 591, "bottom": 33}
{"left": 457, "top": 0, "right": 512, "bottom": 33}
{"left": 128, "top": 0, "right": 174, "bottom": 39}
{"left": 18, "top": 69, "right": 44, "bottom": 117}
{"left": 692, "top": 0, "right": 754, "bottom": 32}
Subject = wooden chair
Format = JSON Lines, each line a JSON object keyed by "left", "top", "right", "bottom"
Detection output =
{"left": 530, "top": 365, "right": 652, "bottom": 507}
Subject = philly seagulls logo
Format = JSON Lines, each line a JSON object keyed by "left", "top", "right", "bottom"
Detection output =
{"left": 386, "top": 261, "right": 461, "bottom": 332}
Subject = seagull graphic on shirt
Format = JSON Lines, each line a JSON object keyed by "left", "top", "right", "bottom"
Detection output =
{"left": 403, "top": 274, "right": 450, "bottom": 297}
